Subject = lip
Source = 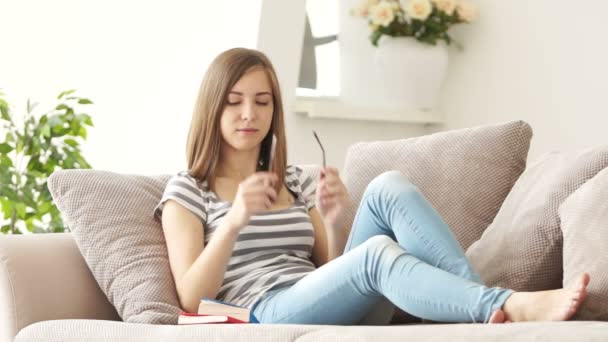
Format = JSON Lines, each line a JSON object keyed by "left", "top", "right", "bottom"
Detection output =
{"left": 237, "top": 128, "right": 258, "bottom": 135}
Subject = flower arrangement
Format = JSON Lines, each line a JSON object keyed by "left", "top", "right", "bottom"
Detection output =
{"left": 351, "top": 0, "right": 477, "bottom": 46}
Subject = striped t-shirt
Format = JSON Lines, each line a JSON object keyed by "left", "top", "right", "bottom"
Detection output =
{"left": 153, "top": 165, "right": 317, "bottom": 309}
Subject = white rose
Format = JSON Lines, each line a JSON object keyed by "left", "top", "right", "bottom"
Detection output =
{"left": 369, "top": 1, "right": 396, "bottom": 27}
{"left": 351, "top": 0, "right": 371, "bottom": 18}
{"left": 406, "top": 0, "right": 432, "bottom": 21}
{"left": 351, "top": 0, "right": 383, "bottom": 18}
{"left": 456, "top": 0, "right": 477, "bottom": 22}
{"left": 431, "top": 0, "right": 456, "bottom": 15}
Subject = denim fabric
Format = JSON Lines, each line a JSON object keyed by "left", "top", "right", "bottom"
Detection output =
{"left": 252, "top": 171, "right": 512, "bottom": 324}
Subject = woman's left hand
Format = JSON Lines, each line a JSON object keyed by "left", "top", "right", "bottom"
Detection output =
{"left": 315, "top": 167, "right": 350, "bottom": 229}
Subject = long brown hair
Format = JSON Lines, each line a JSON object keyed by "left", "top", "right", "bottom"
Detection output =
{"left": 186, "top": 48, "right": 287, "bottom": 191}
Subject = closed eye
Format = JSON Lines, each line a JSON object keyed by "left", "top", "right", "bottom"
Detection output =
{"left": 226, "top": 101, "right": 270, "bottom": 106}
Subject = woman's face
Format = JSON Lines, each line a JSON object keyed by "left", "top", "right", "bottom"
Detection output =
{"left": 220, "top": 68, "right": 274, "bottom": 154}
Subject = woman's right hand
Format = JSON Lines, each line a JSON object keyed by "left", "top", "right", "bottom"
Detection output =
{"left": 224, "top": 172, "right": 278, "bottom": 232}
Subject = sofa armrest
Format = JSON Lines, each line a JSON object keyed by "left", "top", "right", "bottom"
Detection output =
{"left": 0, "top": 233, "right": 120, "bottom": 342}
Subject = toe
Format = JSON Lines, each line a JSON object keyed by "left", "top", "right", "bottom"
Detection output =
{"left": 489, "top": 309, "right": 506, "bottom": 324}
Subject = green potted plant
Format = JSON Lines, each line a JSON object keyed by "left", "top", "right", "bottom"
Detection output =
{"left": 0, "top": 90, "right": 94, "bottom": 234}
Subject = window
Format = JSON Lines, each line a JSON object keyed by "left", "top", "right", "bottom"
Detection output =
{"left": 297, "top": 0, "right": 340, "bottom": 97}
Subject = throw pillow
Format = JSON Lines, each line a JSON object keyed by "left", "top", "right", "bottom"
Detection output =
{"left": 560, "top": 166, "right": 608, "bottom": 320}
{"left": 467, "top": 146, "right": 608, "bottom": 291}
{"left": 48, "top": 171, "right": 181, "bottom": 324}
{"left": 342, "top": 120, "right": 532, "bottom": 251}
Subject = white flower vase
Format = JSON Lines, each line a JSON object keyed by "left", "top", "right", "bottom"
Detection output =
{"left": 373, "top": 36, "right": 448, "bottom": 111}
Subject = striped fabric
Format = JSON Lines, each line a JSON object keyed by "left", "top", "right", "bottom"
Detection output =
{"left": 154, "top": 165, "right": 317, "bottom": 309}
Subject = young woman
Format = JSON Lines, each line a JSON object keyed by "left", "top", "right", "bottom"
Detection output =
{"left": 154, "top": 48, "right": 590, "bottom": 325}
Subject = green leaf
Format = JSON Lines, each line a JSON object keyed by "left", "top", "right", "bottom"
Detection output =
{"left": 64, "top": 138, "right": 79, "bottom": 147}
{"left": 25, "top": 217, "right": 35, "bottom": 232}
{"left": 26, "top": 157, "right": 43, "bottom": 172}
{"left": 21, "top": 186, "right": 37, "bottom": 210}
{"left": 55, "top": 103, "right": 69, "bottom": 111}
{"left": 41, "top": 125, "right": 51, "bottom": 138}
{"left": 77, "top": 113, "right": 94, "bottom": 126}
{"left": 0, "top": 143, "right": 13, "bottom": 154}
{"left": 0, "top": 198, "right": 14, "bottom": 219}
{"left": 78, "top": 126, "right": 87, "bottom": 139}
{"left": 15, "top": 203, "right": 26, "bottom": 219}
{"left": 16, "top": 140, "right": 23, "bottom": 154}
{"left": 38, "top": 202, "right": 53, "bottom": 215}
{"left": 57, "top": 89, "right": 77, "bottom": 99}
{"left": 31, "top": 136, "right": 41, "bottom": 155}
{"left": 370, "top": 30, "right": 383, "bottom": 47}
{"left": 74, "top": 152, "right": 89, "bottom": 168}
{"left": 28, "top": 170, "right": 45, "bottom": 178}
{"left": 5, "top": 132, "right": 15, "bottom": 143}
{"left": 0, "top": 183, "right": 18, "bottom": 201}
{"left": 0, "top": 155, "right": 13, "bottom": 167}
{"left": 78, "top": 98, "right": 93, "bottom": 105}
{"left": 0, "top": 101, "right": 9, "bottom": 121}
{"left": 70, "top": 120, "right": 81, "bottom": 135}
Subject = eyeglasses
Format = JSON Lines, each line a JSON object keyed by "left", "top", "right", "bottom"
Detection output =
{"left": 312, "top": 130, "right": 326, "bottom": 168}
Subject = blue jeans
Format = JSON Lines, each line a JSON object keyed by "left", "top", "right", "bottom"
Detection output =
{"left": 252, "top": 171, "right": 513, "bottom": 324}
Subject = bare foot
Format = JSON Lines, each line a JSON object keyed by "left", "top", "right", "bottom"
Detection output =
{"left": 502, "top": 273, "right": 590, "bottom": 322}
{"left": 488, "top": 309, "right": 506, "bottom": 324}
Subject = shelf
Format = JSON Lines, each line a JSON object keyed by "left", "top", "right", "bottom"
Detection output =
{"left": 294, "top": 96, "right": 444, "bottom": 125}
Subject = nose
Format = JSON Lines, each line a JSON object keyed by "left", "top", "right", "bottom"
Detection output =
{"left": 241, "top": 99, "right": 257, "bottom": 121}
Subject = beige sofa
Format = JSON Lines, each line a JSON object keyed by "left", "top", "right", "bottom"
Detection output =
{"left": 2, "top": 234, "right": 608, "bottom": 342}
{"left": 2, "top": 121, "right": 608, "bottom": 341}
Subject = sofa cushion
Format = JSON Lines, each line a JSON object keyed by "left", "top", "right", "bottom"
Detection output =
{"left": 342, "top": 120, "right": 532, "bottom": 251}
{"left": 294, "top": 322, "right": 608, "bottom": 342}
{"left": 560, "top": 167, "right": 608, "bottom": 320}
{"left": 14, "top": 320, "right": 608, "bottom": 342}
{"left": 14, "top": 320, "right": 322, "bottom": 342}
{"left": 0, "top": 233, "right": 120, "bottom": 342}
{"left": 48, "top": 171, "right": 181, "bottom": 324}
{"left": 467, "top": 146, "right": 608, "bottom": 291}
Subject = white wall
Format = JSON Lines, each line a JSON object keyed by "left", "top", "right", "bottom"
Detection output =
{"left": 258, "top": 0, "right": 430, "bottom": 171}
{"left": 439, "top": 0, "right": 608, "bottom": 161}
{"left": 2, "top": 0, "right": 433, "bottom": 176}
{"left": 1, "top": 0, "right": 261, "bottom": 175}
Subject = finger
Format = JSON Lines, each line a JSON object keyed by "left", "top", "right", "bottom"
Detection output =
{"left": 322, "top": 175, "right": 343, "bottom": 187}
{"left": 319, "top": 189, "right": 340, "bottom": 198}
{"left": 323, "top": 176, "right": 343, "bottom": 186}
{"left": 322, "top": 183, "right": 343, "bottom": 192}
{"left": 251, "top": 172, "right": 279, "bottom": 186}
{"left": 264, "top": 187, "right": 278, "bottom": 203}
{"left": 317, "top": 180, "right": 327, "bottom": 191}
{"left": 248, "top": 184, "right": 278, "bottom": 202}
{"left": 320, "top": 197, "right": 338, "bottom": 207}
{"left": 249, "top": 195, "right": 272, "bottom": 211}
{"left": 321, "top": 185, "right": 345, "bottom": 196}
{"left": 258, "top": 176, "right": 279, "bottom": 189}
{"left": 325, "top": 167, "right": 339, "bottom": 176}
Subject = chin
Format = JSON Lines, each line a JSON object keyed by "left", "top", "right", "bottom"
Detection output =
{"left": 227, "top": 140, "right": 262, "bottom": 152}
